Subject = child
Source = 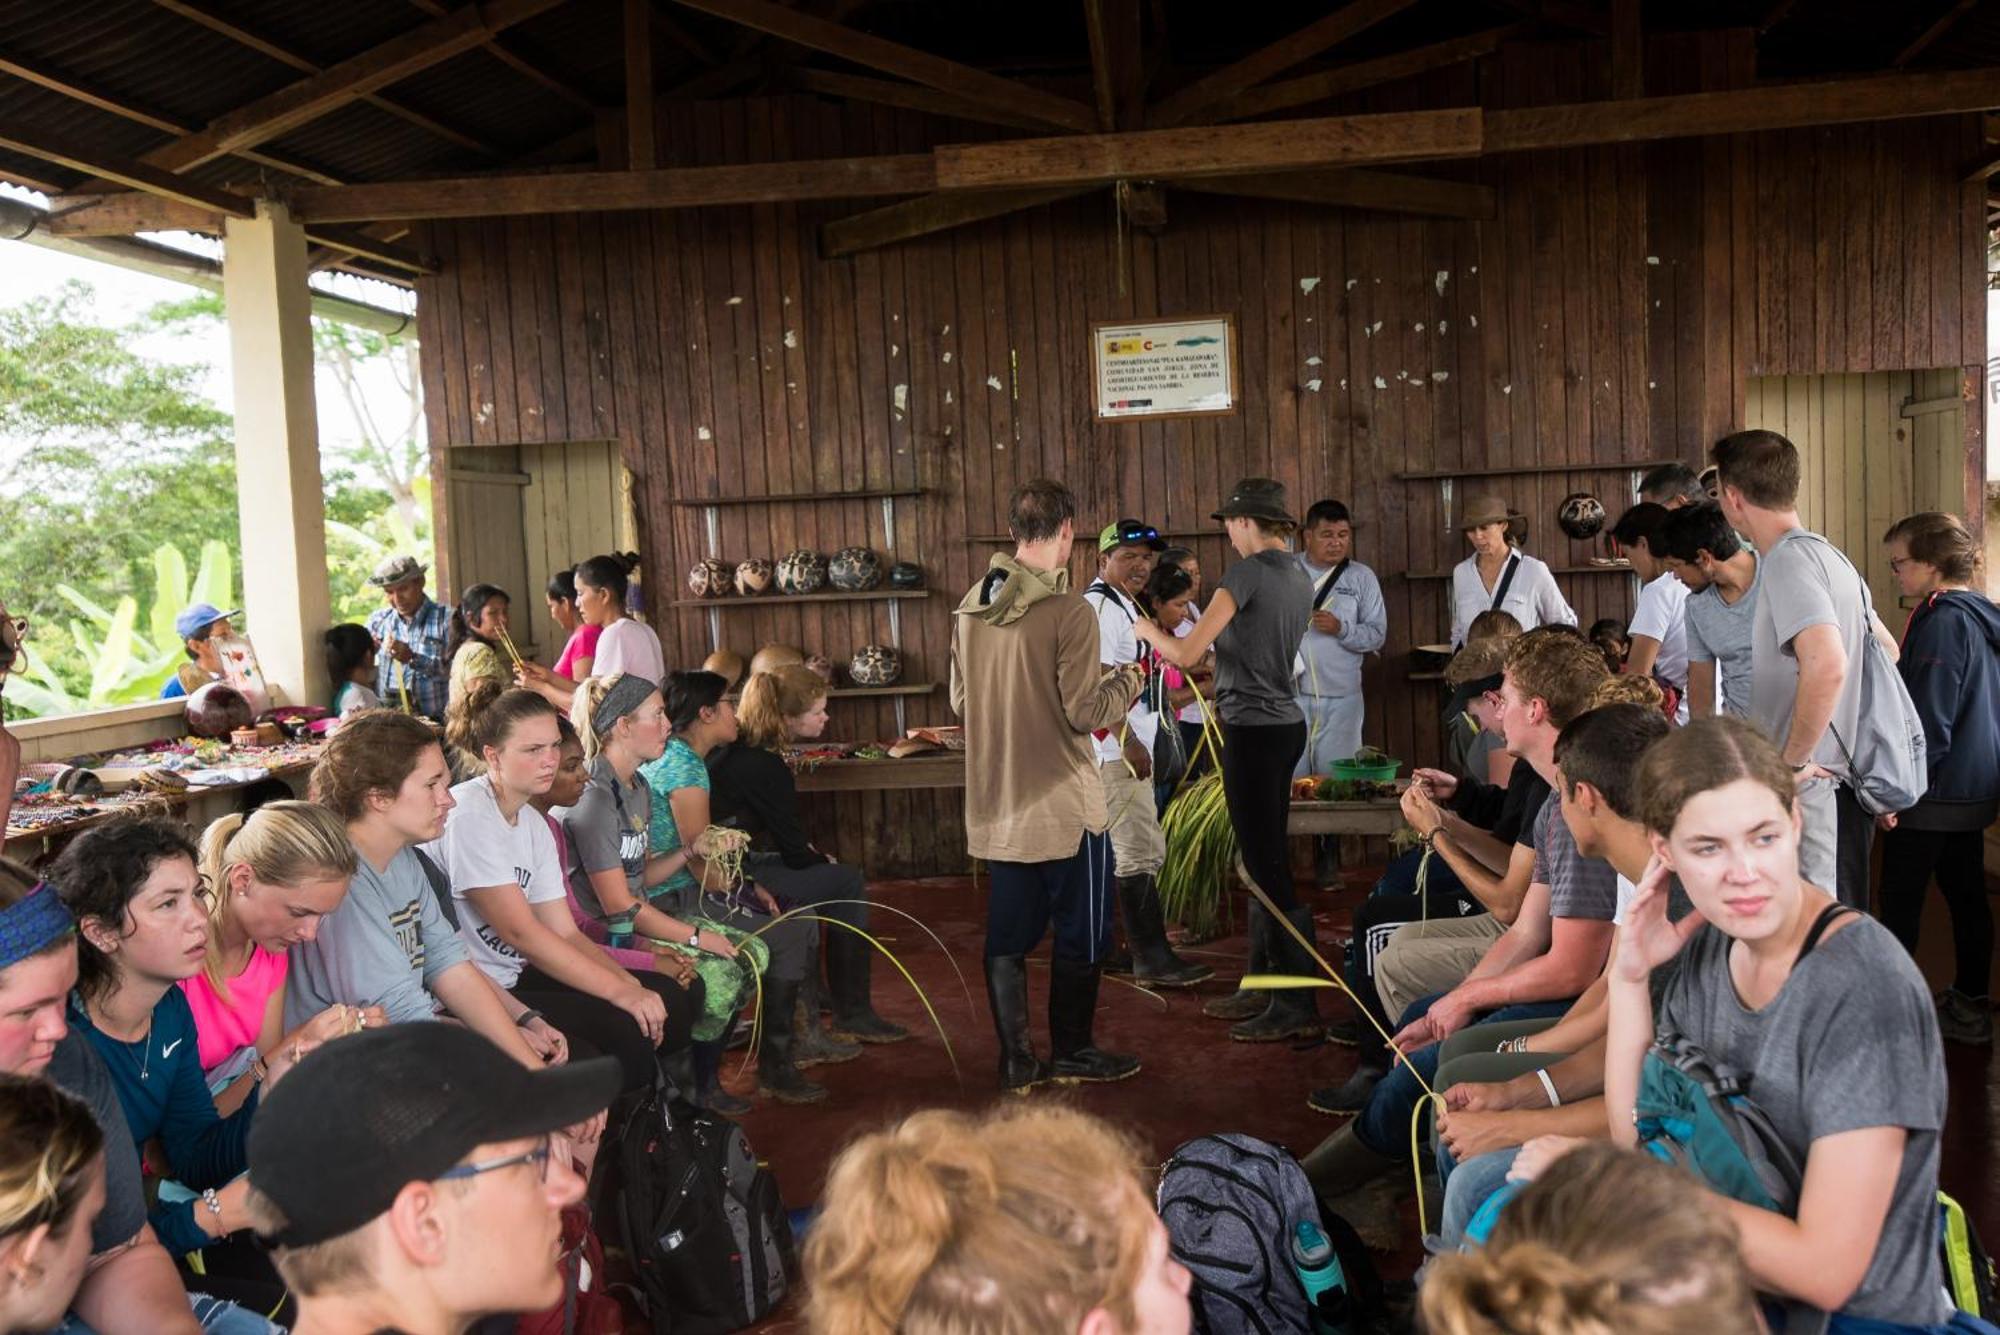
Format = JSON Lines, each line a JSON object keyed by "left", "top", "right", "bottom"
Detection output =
{"left": 323, "top": 624, "right": 380, "bottom": 717}
{"left": 1587, "top": 617, "right": 1629, "bottom": 676}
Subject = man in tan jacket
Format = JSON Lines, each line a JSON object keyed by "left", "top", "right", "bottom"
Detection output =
{"left": 952, "top": 478, "right": 1147, "bottom": 1092}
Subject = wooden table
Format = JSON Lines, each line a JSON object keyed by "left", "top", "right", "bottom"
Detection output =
{"left": 5, "top": 755, "right": 318, "bottom": 860}
{"left": 1286, "top": 797, "right": 1404, "bottom": 836}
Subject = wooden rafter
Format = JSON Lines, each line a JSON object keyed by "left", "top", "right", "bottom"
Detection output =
{"left": 790, "top": 68, "right": 1054, "bottom": 133}
{"left": 668, "top": 0, "right": 1100, "bottom": 132}
{"left": 625, "top": 0, "right": 656, "bottom": 170}
{"left": 1146, "top": 0, "right": 1414, "bottom": 129}
{"left": 1210, "top": 26, "right": 1517, "bottom": 122}
{"left": 821, "top": 186, "right": 1095, "bottom": 257}
{"left": 138, "top": 0, "right": 570, "bottom": 176}
{"left": 1172, "top": 168, "right": 1494, "bottom": 219}
{"left": 40, "top": 191, "right": 436, "bottom": 273}
{"left": 1893, "top": 0, "right": 1977, "bottom": 67}
{"left": 146, "top": 0, "right": 507, "bottom": 159}
{"left": 401, "top": 0, "right": 600, "bottom": 109}
{"left": 0, "top": 126, "right": 252, "bottom": 215}
{"left": 649, "top": 1, "right": 719, "bottom": 65}
{"left": 1084, "top": 0, "right": 1145, "bottom": 132}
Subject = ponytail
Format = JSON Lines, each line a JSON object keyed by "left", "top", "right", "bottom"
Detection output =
{"left": 197, "top": 802, "right": 356, "bottom": 998}
{"left": 737, "top": 665, "right": 825, "bottom": 752}
{"left": 570, "top": 675, "right": 615, "bottom": 760}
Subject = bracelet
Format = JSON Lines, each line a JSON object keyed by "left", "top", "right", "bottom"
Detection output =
{"left": 251, "top": 1054, "right": 269, "bottom": 1083}
{"left": 1535, "top": 1068, "right": 1562, "bottom": 1108}
{"left": 514, "top": 1009, "right": 544, "bottom": 1029}
{"left": 201, "top": 1188, "right": 222, "bottom": 1217}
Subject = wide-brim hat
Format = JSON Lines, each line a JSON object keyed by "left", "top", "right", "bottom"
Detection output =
{"left": 368, "top": 554, "right": 428, "bottom": 588}
{"left": 1459, "top": 494, "right": 1525, "bottom": 530}
{"left": 1212, "top": 477, "right": 1296, "bottom": 526}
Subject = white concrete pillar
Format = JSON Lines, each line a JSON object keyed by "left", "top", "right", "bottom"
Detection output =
{"left": 223, "top": 200, "right": 331, "bottom": 709}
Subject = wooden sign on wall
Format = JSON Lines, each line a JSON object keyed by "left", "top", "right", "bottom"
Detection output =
{"left": 1092, "top": 314, "right": 1239, "bottom": 421}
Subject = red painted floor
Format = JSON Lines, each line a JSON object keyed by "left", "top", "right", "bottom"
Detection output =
{"left": 730, "top": 870, "right": 1999, "bottom": 1331}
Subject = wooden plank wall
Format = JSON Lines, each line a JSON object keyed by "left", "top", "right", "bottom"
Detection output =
{"left": 415, "top": 32, "right": 1987, "bottom": 876}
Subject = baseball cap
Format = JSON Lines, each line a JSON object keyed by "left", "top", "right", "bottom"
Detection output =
{"left": 1443, "top": 638, "right": 1509, "bottom": 719}
{"left": 1098, "top": 518, "right": 1165, "bottom": 553}
{"left": 247, "top": 1023, "right": 619, "bottom": 1248}
{"left": 174, "top": 603, "right": 240, "bottom": 642}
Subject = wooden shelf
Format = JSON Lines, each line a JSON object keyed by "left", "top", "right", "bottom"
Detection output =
{"left": 1395, "top": 460, "right": 1680, "bottom": 482}
{"left": 827, "top": 683, "right": 935, "bottom": 699}
{"left": 670, "top": 488, "right": 923, "bottom": 508}
{"left": 672, "top": 589, "right": 932, "bottom": 608}
{"left": 1402, "top": 562, "right": 1632, "bottom": 580}
{"left": 963, "top": 528, "right": 1214, "bottom": 543}
{"left": 1408, "top": 670, "right": 1447, "bottom": 681}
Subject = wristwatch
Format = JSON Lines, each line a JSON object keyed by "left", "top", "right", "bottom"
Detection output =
{"left": 688, "top": 929, "right": 701, "bottom": 950}
{"left": 514, "top": 1008, "right": 544, "bottom": 1029}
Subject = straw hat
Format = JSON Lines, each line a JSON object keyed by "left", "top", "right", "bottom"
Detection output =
{"left": 1458, "top": 494, "right": 1524, "bottom": 530}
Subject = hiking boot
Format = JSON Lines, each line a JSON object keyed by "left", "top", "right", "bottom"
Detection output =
{"left": 691, "top": 1042, "right": 751, "bottom": 1117}
{"left": 1230, "top": 907, "right": 1323, "bottom": 1043}
{"left": 1203, "top": 989, "right": 1269, "bottom": 1021}
{"left": 755, "top": 978, "right": 829, "bottom": 1105}
{"left": 793, "top": 999, "right": 862, "bottom": 1067}
{"left": 985, "top": 954, "right": 1050, "bottom": 1093}
{"left": 1307, "top": 1064, "right": 1384, "bottom": 1116}
{"left": 1117, "top": 874, "right": 1214, "bottom": 988}
{"left": 1322, "top": 1013, "right": 1366, "bottom": 1047}
{"left": 825, "top": 930, "right": 910, "bottom": 1044}
{"left": 1049, "top": 956, "right": 1142, "bottom": 1084}
{"left": 1937, "top": 988, "right": 1994, "bottom": 1047}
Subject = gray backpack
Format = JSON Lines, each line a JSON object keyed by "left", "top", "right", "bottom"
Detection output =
{"left": 1792, "top": 532, "right": 1929, "bottom": 816}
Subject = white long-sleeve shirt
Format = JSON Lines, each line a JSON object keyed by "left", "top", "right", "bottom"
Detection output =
{"left": 1296, "top": 557, "right": 1387, "bottom": 698}
{"left": 1449, "top": 550, "right": 1576, "bottom": 647}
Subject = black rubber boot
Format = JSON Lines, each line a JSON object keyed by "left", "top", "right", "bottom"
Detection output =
{"left": 1229, "top": 907, "right": 1323, "bottom": 1043}
{"left": 1048, "top": 956, "right": 1141, "bottom": 1084}
{"left": 1314, "top": 836, "right": 1341, "bottom": 888}
{"left": 1118, "top": 874, "right": 1214, "bottom": 988}
{"left": 795, "top": 941, "right": 862, "bottom": 1066}
{"left": 985, "top": 955, "right": 1049, "bottom": 1093}
{"left": 691, "top": 1040, "right": 750, "bottom": 1116}
{"left": 825, "top": 929, "right": 910, "bottom": 1044}
{"left": 658, "top": 1045, "right": 697, "bottom": 1104}
{"left": 1307, "top": 1060, "right": 1386, "bottom": 1115}
{"left": 1203, "top": 903, "right": 1275, "bottom": 1021}
{"left": 1299, "top": 1123, "right": 1406, "bottom": 1249}
{"left": 755, "top": 977, "right": 828, "bottom": 1105}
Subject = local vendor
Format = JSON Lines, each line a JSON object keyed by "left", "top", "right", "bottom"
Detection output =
{"left": 159, "top": 602, "right": 240, "bottom": 699}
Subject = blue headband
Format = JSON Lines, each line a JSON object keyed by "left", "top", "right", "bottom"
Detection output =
{"left": 0, "top": 883, "right": 74, "bottom": 969}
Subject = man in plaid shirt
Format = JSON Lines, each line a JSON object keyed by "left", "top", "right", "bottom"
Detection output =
{"left": 363, "top": 555, "right": 449, "bottom": 720}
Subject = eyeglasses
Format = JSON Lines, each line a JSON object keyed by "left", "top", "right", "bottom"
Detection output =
{"left": 436, "top": 1137, "right": 551, "bottom": 1185}
{"left": 1887, "top": 556, "right": 1917, "bottom": 573}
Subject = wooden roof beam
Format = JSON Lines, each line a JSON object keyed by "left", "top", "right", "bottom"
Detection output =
{"left": 1171, "top": 168, "right": 1494, "bottom": 219}
{"left": 1146, "top": 0, "right": 1414, "bottom": 129}
{"left": 1084, "top": 0, "right": 1146, "bottom": 131}
{"left": 0, "top": 125, "right": 252, "bottom": 216}
{"left": 1209, "top": 27, "right": 1517, "bottom": 123}
{"left": 401, "top": 0, "right": 600, "bottom": 109}
{"left": 790, "top": 68, "right": 1054, "bottom": 133}
{"left": 667, "top": 0, "right": 1100, "bottom": 132}
{"left": 42, "top": 192, "right": 220, "bottom": 234}
{"left": 139, "top": 0, "right": 570, "bottom": 175}
{"left": 820, "top": 185, "right": 1095, "bottom": 257}
{"left": 1893, "top": 0, "right": 1977, "bottom": 68}
{"left": 624, "top": 0, "right": 656, "bottom": 170}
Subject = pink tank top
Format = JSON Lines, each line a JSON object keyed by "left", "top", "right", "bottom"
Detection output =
{"left": 178, "top": 946, "right": 289, "bottom": 1072}
{"left": 554, "top": 622, "right": 603, "bottom": 681}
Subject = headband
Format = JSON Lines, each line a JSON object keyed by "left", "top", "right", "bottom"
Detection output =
{"left": 0, "top": 883, "right": 75, "bottom": 970}
{"left": 591, "top": 674, "right": 658, "bottom": 736}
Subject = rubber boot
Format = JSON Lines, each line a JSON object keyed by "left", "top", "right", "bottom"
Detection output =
{"left": 794, "top": 942, "right": 862, "bottom": 1066}
{"left": 1306, "top": 1057, "right": 1387, "bottom": 1115}
{"left": 985, "top": 955, "right": 1049, "bottom": 1093}
{"left": 1048, "top": 956, "right": 1142, "bottom": 1084}
{"left": 825, "top": 929, "right": 909, "bottom": 1044}
{"left": 1298, "top": 1122, "right": 1406, "bottom": 1249}
{"left": 691, "top": 1040, "right": 750, "bottom": 1116}
{"left": 1230, "top": 907, "right": 1324, "bottom": 1043}
{"left": 1203, "top": 903, "right": 1275, "bottom": 1021}
{"left": 1314, "top": 836, "right": 1341, "bottom": 889}
{"left": 755, "top": 977, "right": 829, "bottom": 1105}
{"left": 658, "top": 1045, "right": 698, "bottom": 1105}
{"left": 1118, "top": 874, "right": 1213, "bottom": 988}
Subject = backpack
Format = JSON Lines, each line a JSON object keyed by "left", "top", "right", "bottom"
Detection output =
{"left": 594, "top": 1081, "right": 795, "bottom": 1334}
{"left": 515, "top": 1205, "right": 626, "bottom": 1335}
{"left": 1158, "top": 1133, "right": 1381, "bottom": 1334}
{"left": 1791, "top": 532, "right": 1929, "bottom": 816}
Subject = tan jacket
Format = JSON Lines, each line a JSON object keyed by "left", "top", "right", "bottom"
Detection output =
{"left": 950, "top": 554, "right": 1139, "bottom": 863}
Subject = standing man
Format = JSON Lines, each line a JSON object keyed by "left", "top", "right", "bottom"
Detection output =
{"left": 159, "top": 603, "right": 241, "bottom": 699}
{"left": 1712, "top": 428, "right": 1891, "bottom": 906}
{"left": 1294, "top": 499, "right": 1388, "bottom": 774}
{"left": 1659, "top": 502, "right": 1759, "bottom": 720}
{"left": 1607, "top": 503, "right": 1690, "bottom": 722}
{"left": 365, "top": 555, "right": 448, "bottom": 722}
{"left": 1084, "top": 520, "right": 1211, "bottom": 990}
{"left": 951, "top": 480, "right": 1147, "bottom": 1091}
{"left": 1637, "top": 462, "right": 1706, "bottom": 509}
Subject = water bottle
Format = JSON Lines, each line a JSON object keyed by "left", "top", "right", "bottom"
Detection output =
{"left": 1291, "top": 1219, "right": 1350, "bottom": 1334}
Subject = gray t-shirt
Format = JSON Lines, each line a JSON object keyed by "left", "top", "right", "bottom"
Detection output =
{"left": 286, "top": 844, "right": 471, "bottom": 1027}
{"left": 1527, "top": 801, "right": 1618, "bottom": 921}
{"left": 45, "top": 1032, "right": 146, "bottom": 1255}
{"left": 1215, "top": 549, "right": 1312, "bottom": 726}
{"left": 1751, "top": 531, "right": 1870, "bottom": 778}
{"left": 564, "top": 755, "right": 652, "bottom": 920}
{"left": 1660, "top": 914, "right": 1948, "bottom": 1323}
{"left": 1683, "top": 552, "right": 1760, "bottom": 718}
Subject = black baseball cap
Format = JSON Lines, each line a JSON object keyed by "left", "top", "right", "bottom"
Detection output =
{"left": 247, "top": 1023, "right": 619, "bottom": 1247}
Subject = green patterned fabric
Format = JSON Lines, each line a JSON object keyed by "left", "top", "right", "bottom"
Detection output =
{"left": 639, "top": 737, "right": 708, "bottom": 897}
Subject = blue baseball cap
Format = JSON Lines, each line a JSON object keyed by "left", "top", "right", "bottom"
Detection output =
{"left": 174, "top": 603, "right": 239, "bottom": 642}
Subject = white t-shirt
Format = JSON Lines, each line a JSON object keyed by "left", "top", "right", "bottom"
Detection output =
{"left": 333, "top": 681, "right": 381, "bottom": 717}
{"left": 423, "top": 777, "right": 568, "bottom": 990}
{"left": 591, "top": 617, "right": 665, "bottom": 684}
{"left": 1613, "top": 873, "right": 1638, "bottom": 926}
{"left": 1175, "top": 608, "right": 1206, "bottom": 726}
{"left": 1083, "top": 579, "right": 1156, "bottom": 764}
{"left": 1628, "top": 570, "right": 1691, "bottom": 723}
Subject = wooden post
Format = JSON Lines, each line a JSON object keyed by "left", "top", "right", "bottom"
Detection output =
{"left": 222, "top": 201, "right": 332, "bottom": 709}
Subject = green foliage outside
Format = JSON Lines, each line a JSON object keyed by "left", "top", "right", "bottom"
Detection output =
{"left": 0, "top": 281, "right": 432, "bottom": 721}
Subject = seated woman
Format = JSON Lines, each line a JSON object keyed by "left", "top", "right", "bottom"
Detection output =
{"left": 562, "top": 673, "right": 752, "bottom": 1113}
{"left": 0, "top": 1074, "right": 107, "bottom": 1335}
{"left": 446, "top": 582, "right": 514, "bottom": 706}
{"left": 708, "top": 664, "right": 908, "bottom": 1044}
{"left": 546, "top": 568, "right": 599, "bottom": 683}
{"left": 1421, "top": 1141, "right": 1760, "bottom": 1335}
{"left": 636, "top": 670, "right": 825, "bottom": 1105}
{"left": 50, "top": 812, "right": 326, "bottom": 1295}
{"left": 424, "top": 687, "right": 701, "bottom": 1096}
{"left": 322, "top": 624, "right": 380, "bottom": 718}
{"left": 804, "top": 1102, "right": 1192, "bottom": 1334}
{"left": 442, "top": 674, "right": 506, "bottom": 783}
{"left": 184, "top": 802, "right": 383, "bottom": 1114}
{"left": 518, "top": 554, "right": 657, "bottom": 710}
{"left": 1588, "top": 716, "right": 1956, "bottom": 1328}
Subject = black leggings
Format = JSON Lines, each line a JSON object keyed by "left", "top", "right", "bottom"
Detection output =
{"left": 1878, "top": 825, "right": 1992, "bottom": 999}
{"left": 1219, "top": 720, "right": 1308, "bottom": 912}
{"left": 513, "top": 962, "right": 705, "bottom": 1094}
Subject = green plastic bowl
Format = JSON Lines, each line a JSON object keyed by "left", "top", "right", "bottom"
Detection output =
{"left": 1330, "top": 757, "right": 1400, "bottom": 783}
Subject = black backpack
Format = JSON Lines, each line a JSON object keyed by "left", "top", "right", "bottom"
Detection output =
{"left": 593, "top": 1082, "right": 795, "bottom": 1333}
{"left": 1158, "top": 1133, "right": 1382, "bottom": 1334}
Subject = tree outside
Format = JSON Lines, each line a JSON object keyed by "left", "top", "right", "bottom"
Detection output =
{"left": 0, "top": 280, "right": 432, "bottom": 720}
